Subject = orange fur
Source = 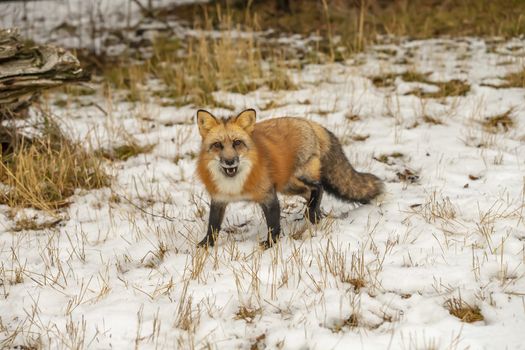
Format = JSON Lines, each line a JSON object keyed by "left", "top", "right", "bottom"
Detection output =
{"left": 197, "top": 113, "right": 326, "bottom": 203}
{"left": 196, "top": 109, "right": 382, "bottom": 205}
{"left": 195, "top": 108, "right": 383, "bottom": 247}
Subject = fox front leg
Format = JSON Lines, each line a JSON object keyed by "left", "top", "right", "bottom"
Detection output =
{"left": 259, "top": 191, "right": 281, "bottom": 249}
{"left": 198, "top": 200, "right": 227, "bottom": 247}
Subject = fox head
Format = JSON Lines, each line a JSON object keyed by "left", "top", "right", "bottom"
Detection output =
{"left": 196, "top": 109, "right": 256, "bottom": 185}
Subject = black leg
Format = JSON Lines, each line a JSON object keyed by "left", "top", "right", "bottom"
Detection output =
{"left": 303, "top": 180, "right": 323, "bottom": 224}
{"left": 297, "top": 177, "right": 324, "bottom": 224}
{"left": 260, "top": 192, "right": 281, "bottom": 249}
{"left": 198, "top": 200, "right": 227, "bottom": 247}
{"left": 307, "top": 185, "right": 323, "bottom": 224}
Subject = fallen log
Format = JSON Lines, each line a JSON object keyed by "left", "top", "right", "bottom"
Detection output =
{"left": 0, "top": 28, "right": 89, "bottom": 118}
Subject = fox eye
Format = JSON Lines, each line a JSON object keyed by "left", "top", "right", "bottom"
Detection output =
{"left": 211, "top": 142, "right": 223, "bottom": 150}
{"left": 233, "top": 139, "right": 243, "bottom": 147}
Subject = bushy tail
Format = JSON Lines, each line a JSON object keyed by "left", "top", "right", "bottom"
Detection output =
{"left": 321, "top": 130, "right": 383, "bottom": 204}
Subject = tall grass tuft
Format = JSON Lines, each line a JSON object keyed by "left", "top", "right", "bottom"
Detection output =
{"left": 101, "top": 18, "right": 296, "bottom": 108}
{"left": 0, "top": 118, "right": 109, "bottom": 212}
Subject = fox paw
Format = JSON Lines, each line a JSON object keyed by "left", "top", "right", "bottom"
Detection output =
{"left": 197, "top": 236, "right": 215, "bottom": 248}
{"left": 305, "top": 209, "right": 324, "bottom": 224}
{"left": 260, "top": 238, "right": 278, "bottom": 250}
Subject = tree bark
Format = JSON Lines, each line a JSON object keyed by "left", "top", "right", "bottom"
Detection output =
{"left": 0, "top": 28, "right": 89, "bottom": 118}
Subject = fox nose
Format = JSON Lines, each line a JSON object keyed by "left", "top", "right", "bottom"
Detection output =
{"left": 223, "top": 157, "right": 238, "bottom": 166}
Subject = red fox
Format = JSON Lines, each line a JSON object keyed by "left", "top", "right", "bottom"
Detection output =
{"left": 196, "top": 109, "right": 383, "bottom": 248}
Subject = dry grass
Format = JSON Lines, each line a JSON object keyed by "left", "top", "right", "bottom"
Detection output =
{"left": 150, "top": 33, "right": 263, "bottom": 106}
{"left": 412, "top": 191, "right": 458, "bottom": 223}
{"left": 104, "top": 64, "right": 148, "bottom": 102}
{"left": 396, "top": 168, "right": 420, "bottom": 184}
{"left": 422, "top": 115, "right": 443, "bottom": 125}
{"left": 12, "top": 216, "right": 62, "bottom": 232}
{"left": 372, "top": 70, "right": 471, "bottom": 98}
{"left": 500, "top": 68, "right": 525, "bottom": 88}
{"left": 371, "top": 73, "right": 398, "bottom": 88}
{"left": 103, "top": 27, "right": 295, "bottom": 107}
{"left": 374, "top": 152, "right": 404, "bottom": 164}
{"left": 351, "top": 134, "right": 370, "bottom": 142}
{"left": 234, "top": 306, "right": 261, "bottom": 323}
{"left": 373, "top": 0, "right": 525, "bottom": 38}
{"left": 425, "top": 80, "right": 471, "bottom": 98}
{"left": 0, "top": 119, "right": 109, "bottom": 212}
{"left": 330, "top": 313, "right": 360, "bottom": 333}
{"left": 400, "top": 71, "right": 430, "bottom": 83}
{"left": 98, "top": 136, "right": 154, "bottom": 162}
{"left": 445, "top": 298, "right": 484, "bottom": 323}
{"left": 166, "top": 0, "right": 525, "bottom": 56}
{"left": 250, "top": 334, "right": 266, "bottom": 350}
{"left": 482, "top": 110, "right": 514, "bottom": 133}
{"left": 141, "top": 241, "right": 169, "bottom": 269}
{"left": 407, "top": 79, "right": 471, "bottom": 98}
{"left": 94, "top": 1, "right": 511, "bottom": 105}
{"left": 321, "top": 242, "right": 368, "bottom": 291}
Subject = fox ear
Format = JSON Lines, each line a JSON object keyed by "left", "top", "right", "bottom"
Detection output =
{"left": 234, "top": 109, "right": 256, "bottom": 133}
{"left": 196, "top": 110, "right": 219, "bottom": 138}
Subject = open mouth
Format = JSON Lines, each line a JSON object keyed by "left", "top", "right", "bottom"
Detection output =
{"left": 222, "top": 166, "right": 238, "bottom": 177}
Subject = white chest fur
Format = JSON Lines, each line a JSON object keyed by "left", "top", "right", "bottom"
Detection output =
{"left": 207, "top": 159, "right": 252, "bottom": 202}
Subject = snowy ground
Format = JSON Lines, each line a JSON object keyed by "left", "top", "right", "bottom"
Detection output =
{"left": 2, "top": 3, "right": 525, "bottom": 350}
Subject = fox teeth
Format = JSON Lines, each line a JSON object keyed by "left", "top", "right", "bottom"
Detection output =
{"left": 224, "top": 167, "right": 237, "bottom": 176}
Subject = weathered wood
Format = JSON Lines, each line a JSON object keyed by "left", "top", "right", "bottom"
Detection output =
{"left": 0, "top": 28, "right": 89, "bottom": 117}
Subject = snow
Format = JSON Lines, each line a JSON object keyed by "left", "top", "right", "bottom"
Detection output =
{"left": 1, "top": 2, "right": 525, "bottom": 349}
{"left": 0, "top": 0, "right": 207, "bottom": 52}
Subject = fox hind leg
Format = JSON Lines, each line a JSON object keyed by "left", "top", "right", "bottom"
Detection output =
{"left": 259, "top": 191, "right": 281, "bottom": 249}
{"left": 297, "top": 177, "right": 323, "bottom": 224}
{"left": 296, "top": 156, "right": 324, "bottom": 224}
{"left": 307, "top": 181, "right": 323, "bottom": 224}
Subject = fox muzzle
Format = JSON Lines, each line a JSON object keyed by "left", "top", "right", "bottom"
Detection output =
{"left": 220, "top": 156, "right": 239, "bottom": 177}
